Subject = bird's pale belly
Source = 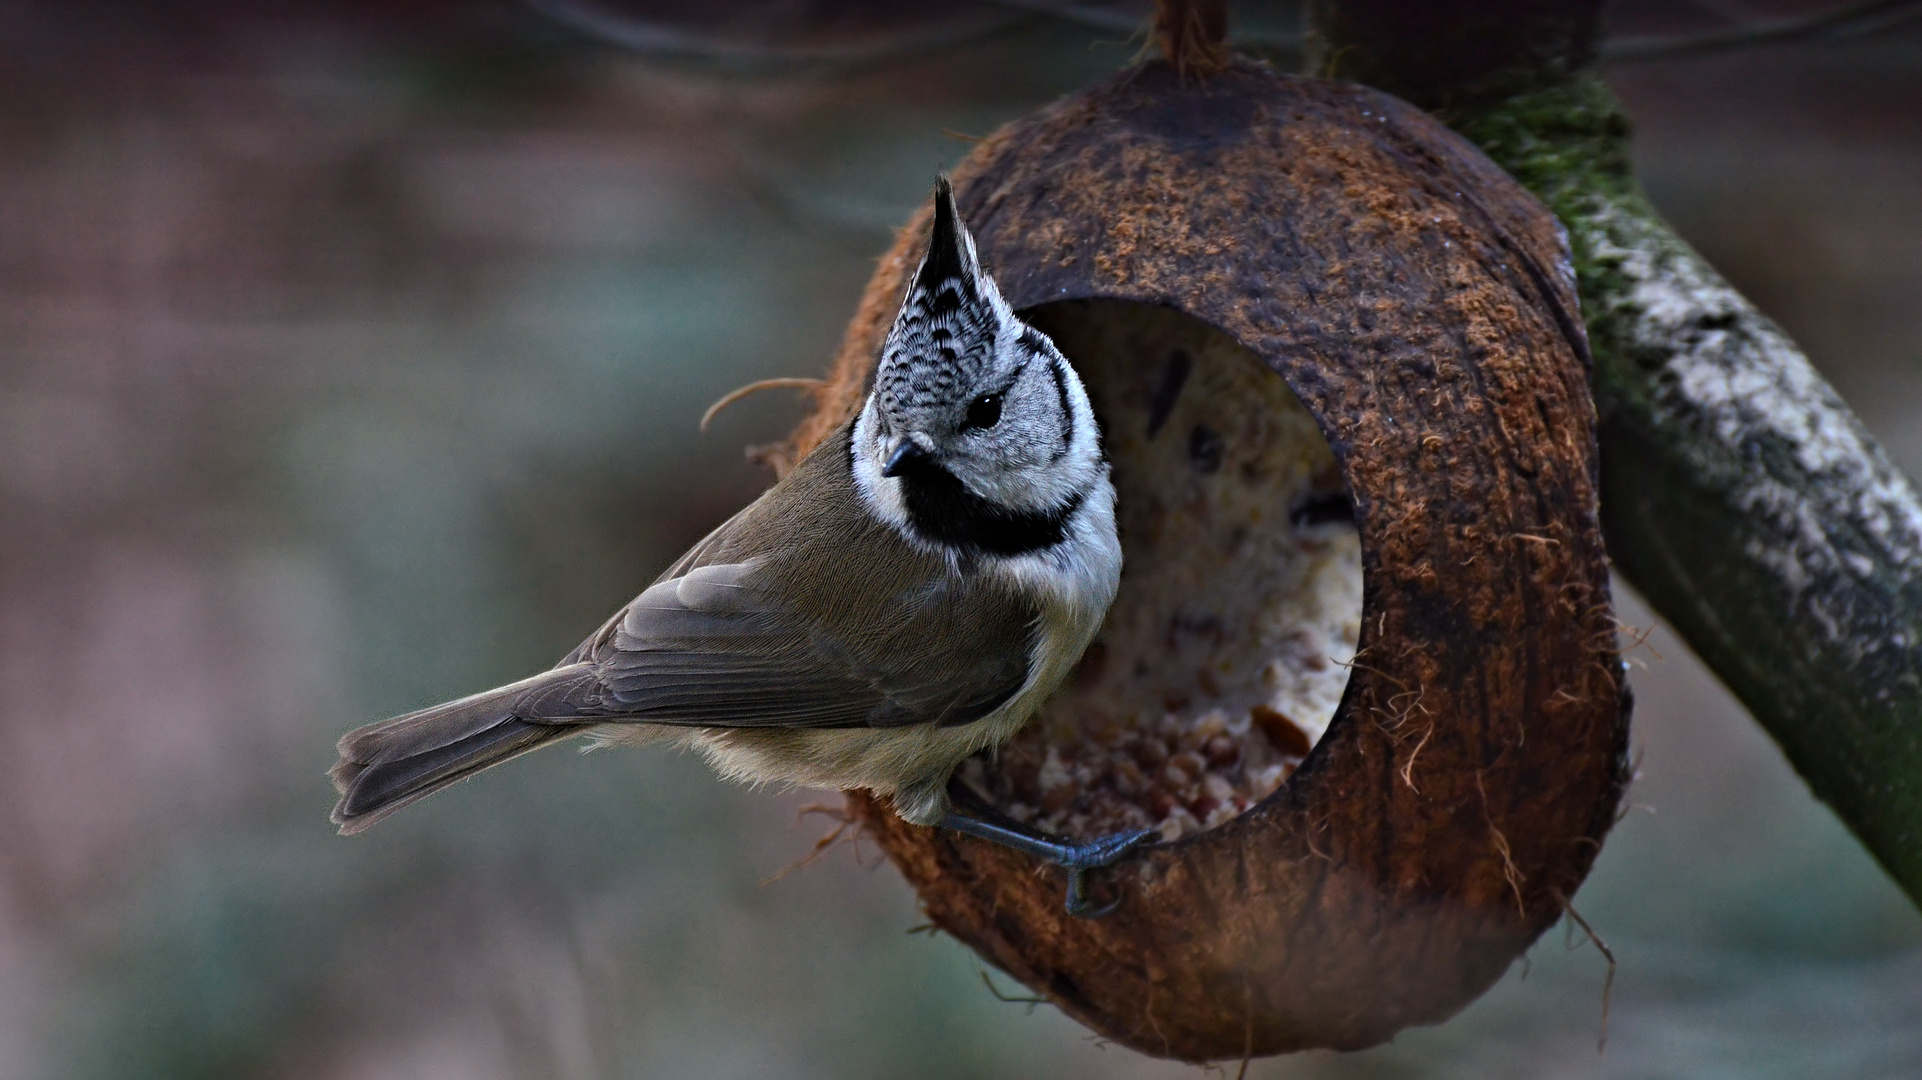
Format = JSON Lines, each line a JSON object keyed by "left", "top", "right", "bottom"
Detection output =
{"left": 686, "top": 710, "right": 1029, "bottom": 818}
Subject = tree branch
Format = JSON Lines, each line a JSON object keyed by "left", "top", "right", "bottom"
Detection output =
{"left": 525, "top": 0, "right": 1032, "bottom": 76}
{"left": 525, "top": 0, "right": 1915, "bottom": 80}
{"left": 525, "top": 0, "right": 1302, "bottom": 78}
{"left": 1603, "top": 0, "right": 1922, "bottom": 63}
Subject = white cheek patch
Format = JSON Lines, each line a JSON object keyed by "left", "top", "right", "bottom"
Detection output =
{"left": 851, "top": 399, "right": 912, "bottom": 531}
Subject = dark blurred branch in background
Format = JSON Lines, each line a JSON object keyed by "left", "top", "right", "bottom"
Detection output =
{"left": 525, "top": 0, "right": 1033, "bottom": 75}
{"left": 1605, "top": 0, "right": 1922, "bottom": 61}
{"left": 526, "top": 0, "right": 1922, "bottom": 79}
{"left": 1306, "top": 0, "right": 1922, "bottom": 906}
{"left": 527, "top": 0, "right": 1304, "bottom": 75}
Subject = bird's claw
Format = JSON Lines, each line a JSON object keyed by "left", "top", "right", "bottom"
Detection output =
{"left": 1059, "top": 827, "right": 1159, "bottom": 918}
{"left": 936, "top": 791, "right": 1158, "bottom": 919}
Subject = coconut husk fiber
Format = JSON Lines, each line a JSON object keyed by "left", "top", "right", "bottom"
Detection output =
{"left": 789, "top": 60, "right": 1629, "bottom": 1061}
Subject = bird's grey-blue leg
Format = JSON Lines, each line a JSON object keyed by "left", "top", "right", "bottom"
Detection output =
{"left": 938, "top": 776, "right": 1158, "bottom": 918}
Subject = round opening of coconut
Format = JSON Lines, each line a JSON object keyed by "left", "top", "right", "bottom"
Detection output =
{"left": 962, "top": 300, "right": 1360, "bottom": 843}
{"left": 789, "top": 63, "right": 1629, "bottom": 1062}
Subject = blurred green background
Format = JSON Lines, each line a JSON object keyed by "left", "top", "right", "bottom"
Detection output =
{"left": 0, "top": 2, "right": 1918, "bottom": 1076}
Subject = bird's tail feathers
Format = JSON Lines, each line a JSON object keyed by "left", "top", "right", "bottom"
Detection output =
{"left": 329, "top": 666, "right": 592, "bottom": 835}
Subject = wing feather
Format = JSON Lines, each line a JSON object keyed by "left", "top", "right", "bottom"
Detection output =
{"left": 540, "top": 430, "right": 1039, "bottom": 731}
{"left": 523, "top": 557, "right": 1031, "bottom": 729}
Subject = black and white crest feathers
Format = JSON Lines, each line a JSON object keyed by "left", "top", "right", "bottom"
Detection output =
{"left": 875, "top": 177, "right": 1013, "bottom": 414}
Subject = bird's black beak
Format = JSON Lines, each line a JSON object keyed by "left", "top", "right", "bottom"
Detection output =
{"left": 882, "top": 440, "right": 930, "bottom": 478}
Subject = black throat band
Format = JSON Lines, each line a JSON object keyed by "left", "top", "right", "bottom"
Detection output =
{"left": 891, "top": 457, "right": 1082, "bottom": 558}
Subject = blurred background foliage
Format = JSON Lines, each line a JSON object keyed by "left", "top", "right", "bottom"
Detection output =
{"left": 0, "top": 1, "right": 1918, "bottom": 1076}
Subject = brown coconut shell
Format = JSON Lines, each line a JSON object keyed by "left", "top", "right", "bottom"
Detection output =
{"left": 790, "top": 62, "right": 1629, "bottom": 1061}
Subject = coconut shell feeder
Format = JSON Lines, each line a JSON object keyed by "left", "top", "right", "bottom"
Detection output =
{"left": 787, "top": 60, "right": 1629, "bottom": 1062}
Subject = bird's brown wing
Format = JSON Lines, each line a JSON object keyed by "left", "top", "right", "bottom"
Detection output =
{"left": 528, "top": 428, "right": 1039, "bottom": 730}
{"left": 517, "top": 558, "right": 1031, "bottom": 729}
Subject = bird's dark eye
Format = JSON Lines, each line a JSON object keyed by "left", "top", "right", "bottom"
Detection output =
{"left": 964, "top": 393, "right": 1003, "bottom": 430}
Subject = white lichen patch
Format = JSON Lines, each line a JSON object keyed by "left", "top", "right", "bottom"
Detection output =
{"left": 1580, "top": 195, "right": 1922, "bottom": 647}
{"left": 963, "top": 301, "right": 1363, "bottom": 842}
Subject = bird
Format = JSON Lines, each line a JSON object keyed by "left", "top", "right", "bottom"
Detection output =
{"left": 329, "top": 178, "right": 1156, "bottom": 915}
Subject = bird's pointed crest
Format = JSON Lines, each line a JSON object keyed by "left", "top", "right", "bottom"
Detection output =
{"left": 915, "top": 176, "right": 977, "bottom": 297}
{"left": 877, "top": 177, "right": 1013, "bottom": 410}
